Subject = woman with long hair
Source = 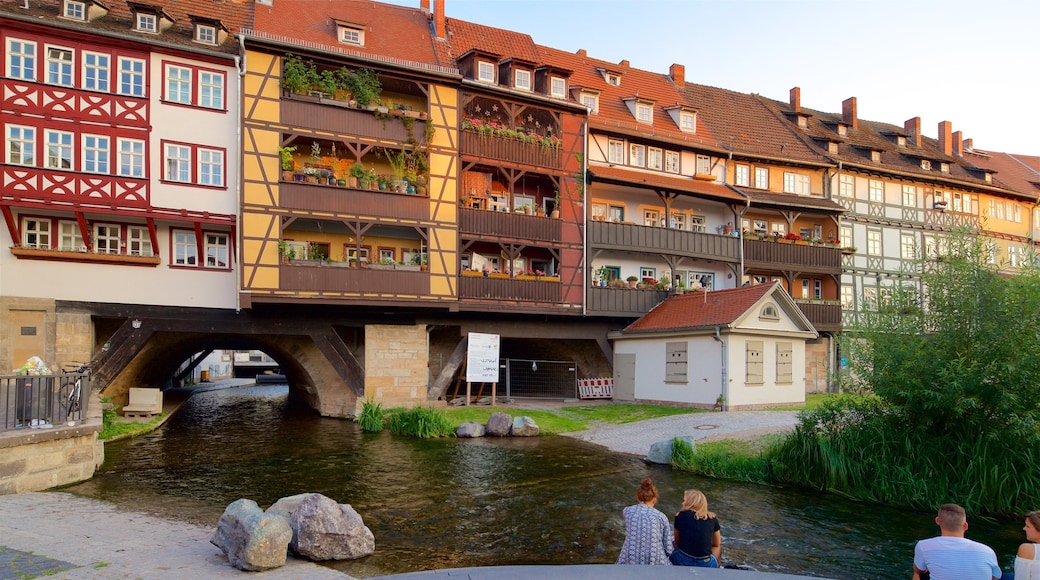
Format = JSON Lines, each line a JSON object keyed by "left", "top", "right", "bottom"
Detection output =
{"left": 1015, "top": 510, "right": 1040, "bottom": 579}
{"left": 615, "top": 478, "right": 672, "bottom": 565}
{"left": 671, "top": 489, "right": 721, "bottom": 567}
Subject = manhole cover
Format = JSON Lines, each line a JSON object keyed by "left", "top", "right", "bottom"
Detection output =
{"left": 694, "top": 424, "right": 718, "bottom": 430}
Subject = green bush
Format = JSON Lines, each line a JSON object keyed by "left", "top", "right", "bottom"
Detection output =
{"left": 671, "top": 437, "right": 775, "bottom": 484}
{"left": 355, "top": 399, "right": 385, "bottom": 433}
{"left": 384, "top": 406, "right": 454, "bottom": 439}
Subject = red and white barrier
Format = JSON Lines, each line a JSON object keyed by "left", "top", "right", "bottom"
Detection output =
{"left": 578, "top": 377, "right": 613, "bottom": 399}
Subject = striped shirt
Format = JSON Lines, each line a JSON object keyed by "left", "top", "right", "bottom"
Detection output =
{"left": 913, "top": 535, "right": 1001, "bottom": 580}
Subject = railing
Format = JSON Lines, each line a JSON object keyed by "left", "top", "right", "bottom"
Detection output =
{"left": 0, "top": 372, "right": 90, "bottom": 432}
{"left": 459, "top": 207, "right": 562, "bottom": 242}
{"left": 281, "top": 97, "right": 425, "bottom": 142}
{"left": 280, "top": 264, "right": 430, "bottom": 295}
{"left": 743, "top": 239, "right": 842, "bottom": 273}
{"left": 459, "top": 131, "right": 563, "bottom": 170}
{"left": 458, "top": 275, "right": 562, "bottom": 303}
{"left": 588, "top": 221, "right": 740, "bottom": 262}
{"left": 793, "top": 300, "right": 843, "bottom": 333}
{"left": 280, "top": 181, "right": 430, "bottom": 219}
{"left": 587, "top": 286, "right": 670, "bottom": 317}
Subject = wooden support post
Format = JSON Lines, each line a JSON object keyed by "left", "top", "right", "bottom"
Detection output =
{"left": 465, "top": 381, "right": 471, "bottom": 406}
{"left": 491, "top": 382, "right": 497, "bottom": 406}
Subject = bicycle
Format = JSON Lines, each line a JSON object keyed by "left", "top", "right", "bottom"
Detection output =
{"left": 59, "top": 363, "right": 89, "bottom": 423}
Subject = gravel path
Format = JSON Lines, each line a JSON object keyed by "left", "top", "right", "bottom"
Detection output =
{"left": 561, "top": 410, "right": 802, "bottom": 457}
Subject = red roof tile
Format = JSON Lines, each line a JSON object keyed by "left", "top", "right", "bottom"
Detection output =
{"left": 623, "top": 283, "right": 778, "bottom": 332}
{"left": 964, "top": 150, "right": 1040, "bottom": 200}
{"left": 590, "top": 165, "right": 746, "bottom": 202}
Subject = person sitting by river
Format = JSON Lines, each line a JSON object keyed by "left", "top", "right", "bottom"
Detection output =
{"left": 1011, "top": 510, "right": 1040, "bottom": 579}
{"left": 670, "top": 489, "right": 721, "bottom": 567}
{"left": 912, "top": 503, "right": 1001, "bottom": 580}
{"left": 615, "top": 478, "right": 673, "bottom": 565}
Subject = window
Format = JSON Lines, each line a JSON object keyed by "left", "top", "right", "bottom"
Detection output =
{"left": 197, "top": 24, "right": 218, "bottom": 44}
{"left": 477, "top": 61, "right": 495, "bottom": 83}
{"left": 664, "top": 151, "right": 679, "bottom": 173}
{"left": 199, "top": 71, "right": 224, "bottom": 109}
{"left": 591, "top": 203, "right": 606, "bottom": 221}
{"left": 165, "top": 144, "right": 191, "bottom": 182}
{"left": 680, "top": 111, "right": 695, "bottom": 131}
{"left": 665, "top": 342, "right": 688, "bottom": 383}
{"left": 379, "top": 248, "right": 396, "bottom": 263}
{"left": 58, "top": 220, "right": 82, "bottom": 251}
{"left": 173, "top": 231, "right": 197, "bottom": 265}
{"left": 23, "top": 218, "right": 50, "bottom": 249}
{"left": 46, "top": 47, "right": 74, "bottom": 86}
{"left": 607, "top": 139, "right": 625, "bottom": 164}
{"left": 841, "top": 225, "right": 853, "bottom": 246}
{"left": 608, "top": 205, "right": 625, "bottom": 222}
{"left": 867, "top": 229, "right": 882, "bottom": 256}
{"left": 776, "top": 343, "right": 793, "bottom": 384}
{"left": 902, "top": 185, "right": 917, "bottom": 207}
{"left": 735, "top": 164, "right": 750, "bottom": 187}
{"left": 690, "top": 272, "right": 713, "bottom": 290}
{"left": 671, "top": 212, "right": 686, "bottom": 230}
{"left": 689, "top": 215, "right": 706, "bottom": 233}
{"left": 550, "top": 77, "right": 565, "bottom": 98}
{"left": 94, "top": 223, "right": 120, "bottom": 254}
{"left": 635, "top": 103, "right": 652, "bottom": 123}
{"left": 346, "top": 246, "right": 370, "bottom": 263}
{"left": 166, "top": 64, "right": 192, "bottom": 104}
{"left": 514, "top": 69, "right": 531, "bottom": 91}
{"left": 695, "top": 155, "right": 710, "bottom": 175}
{"left": 7, "top": 125, "right": 35, "bottom": 166}
{"left": 119, "top": 57, "right": 146, "bottom": 96}
{"left": 82, "top": 135, "right": 109, "bottom": 174}
{"left": 63, "top": 0, "right": 86, "bottom": 19}
{"left": 752, "top": 219, "right": 768, "bottom": 234}
{"left": 813, "top": 278, "right": 822, "bottom": 299}
{"left": 580, "top": 92, "right": 598, "bottom": 113}
{"left": 128, "top": 226, "right": 152, "bottom": 256}
{"left": 647, "top": 147, "right": 662, "bottom": 170}
{"left": 340, "top": 28, "right": 360, "bottom": 45}
{"left": 783, "top": 172, "right": 810, "bottom": 195}
{"left": 900, "top": 234, "right": 916, "bottom": 260}
{"left": 136, "top": 12, "right": 157, "bottom": 33}
{"left": 987, "top": 240, "right": 998, "bottom": 265}
{"left": 868, "top": 179, "right": 883, "bottom": 202}
{"left": 45, "top": 130, "right": 73, "bottom": 169}
{"left": 8, "top": 39, "right": 37, "bottom": 81}
{"left": 118, "top": 138, "right": 145, "bottom": 177}
{"left": 83, "top": 52, "right": 109, "bottom": 91}
{"left": 920, "top": 159, "right": 932, "bottom": 171}
{"left": 199, "top": 148, "right": 224, "bottom": 186}
{"left": 940, "top": 162, "right": 950, "bottom": 173}
{"left": 629, "top": 144, "right": 646, "bottom": 167}
{"left": 838, "top": 174, "right": 854, "bottom": 198}
{"left": 746, "top": 341, "right": 764, "bottom": 384}
{"left": 841, "top": 285, "right": 854, "bottom": 309}
{"left": 606, "top": 73, "right": 620, "bottom": 86}
{"left": 205, "top": 233, "right": 229, "bottom": 268}
{"left": 771, "top": 222, "right": 786, "bottom": 236}
{"left": 643, "top": 209, "right": 660, "bottom": 227}
{"left": 1009, "top": 245, "right": 1024, "bottom": 268}
{"left": 754, "top": 167, "right": 768, "bottom": 189}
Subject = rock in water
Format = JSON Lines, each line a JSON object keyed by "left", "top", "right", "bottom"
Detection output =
{"left": 456, "top": 421, "right": 486, "bottom": 438}
{"left": 646, "top": 436, "right": 697, "bottom": 465}
{"left": 485, "top": 411, "right": 513, "bottom": 436}
{"left": 269, "top": 493, "right": 375, "bottom": 561}
{"left": 210, "top": 498, "right": 292, "bottom": 571}
{"left": 510, "top": 416, "right": 540, "bottom": 436}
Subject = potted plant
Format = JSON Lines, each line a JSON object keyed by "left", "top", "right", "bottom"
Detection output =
{"left": 350, "top": 163, "right": 366, "bottom": 189}
{"left": 626, "top": 275, "right": 638, "bottom": 289}
{"left": 281, "top": 53, "right": 317, "bottom": 95}
{"left": 384, "top": 149, "right": 408, "bottom": 192}
{"left": 278, "top": 145, "right": 297, "bottom": 181}
{"left": 367, "top": 168, "right": 378, "bottom": 190}
{"left": 343, "top": 68, "right": 381, "bottom": 109}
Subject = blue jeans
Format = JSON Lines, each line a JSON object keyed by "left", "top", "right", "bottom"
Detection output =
{"left": 670, "top": 549, "right": 718, "bottom": 567}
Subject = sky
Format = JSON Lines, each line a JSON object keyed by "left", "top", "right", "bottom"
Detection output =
{"left": 382, "top": 0, "right": 1039, "bottom": 155}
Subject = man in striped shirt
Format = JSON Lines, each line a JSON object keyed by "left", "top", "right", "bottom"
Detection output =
{"left": 913, "top": 503, "right": 1001, "bottom": 580}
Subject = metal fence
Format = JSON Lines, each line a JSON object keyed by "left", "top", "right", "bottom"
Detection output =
{"left": 0, "top": 372, "right": 90, "bottom": 431}
{"left": 498, "top": 358, "right": 577, "bottom": 399}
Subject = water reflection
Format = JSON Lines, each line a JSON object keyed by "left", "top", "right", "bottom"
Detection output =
{"left": 64, "top": 385, "right": 1025, "bottom": 579}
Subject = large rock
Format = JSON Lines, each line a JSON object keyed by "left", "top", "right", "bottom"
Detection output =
{"left": 510, "top": 416, "right": 539, "bottom": 437}
{"left": 268, "top": 493, "right": 374, "bottom": 561}
{"left": 646, "top": 435, "right": 697, "bottom": 465}
{"left": 456, "top": 421, "right": 486, "bottom": 438}
{"left": 485, "top": 412, "right": 513, "bottom": 436}
{"left": 210, "top": 498, "right": 292, "bottom": 571}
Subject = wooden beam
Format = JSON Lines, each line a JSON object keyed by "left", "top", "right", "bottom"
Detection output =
{"left": 310, "top": 329, "right": 365, "bottom": 397}
{"left": 428, "top": 335, "right": 468, "bottom": 401}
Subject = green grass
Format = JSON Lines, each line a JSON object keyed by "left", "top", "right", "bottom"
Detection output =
{"left": 441, "top": 402, "right": 699, "bottom": 435}
{"left": 555, "top": 403, "right": 701, "bottom": 424}
{"left": 764, "top": 392, "right": 873, "bottom": 411}
{"left": 99, "top": 402, "right": 166, "bottom": 441}
{"left": 441, "top": 407, "right": 585, "bottom": 434}
{"left": 671, "top": 436, "right": 781, "bottom": 484}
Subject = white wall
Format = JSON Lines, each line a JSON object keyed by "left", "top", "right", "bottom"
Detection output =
{"left": 616, "top": 335, "right": 724, "bottom": 407}
{"left": 726, "top": 333, "right": 806, "bottom": 408}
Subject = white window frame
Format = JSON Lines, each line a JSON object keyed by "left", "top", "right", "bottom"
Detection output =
{"left": 23, "top": 218, "right": 51, "bottom": 249}
{"left": 902, "top": 185, "right": 917, "bottom": 207}
{"left": 867, "top": 229, "right": 882, "bottom": 256}
{"left": 46, "top": 46, "right": 74, "bottom": 86}
{"left": 196, "top": 24, "right": 218, "bottom": 44}
{"left": 580, "top": 92, "right": 598, "bottom": 114}
{"left": 94, "top": 223, "right": 121, "bottom": 254}
{"left": 477, "top": 61, "right": 495, "bottom": 83}
{"left": 689, "top": 215, "right": 706, "bottom": 233}
{"left": 136, "top": 12, "right": 158, "bottom": 33}
{"left": 7, "top": 39, "right": 37, "bottom": 81}
{"left": 118, "top": 138, "right": 145, "bottom": 177}
{"left": 199, "top": 148, "right": 225, "bottom": 187}
{"left": 166, "top": 64, "right": 192, "bottom": 105}
{"left": 735, "top": 164, "right": 750, "bottom": 187}
{"left": 783, "top": 171, "right": 810, "bottom": 195}
{"left": 199, "top": 70, "right": 224, "bottom": 110}
{"left": 82, "top": 134, "right": 110, "bottom": 174}
{"left": 643, "top": 209, "right": 661, "bottom": 227}
{"left": 127, "top": 226, "right": 152, "bottom": 256}
{"left": 838, "top": 174, "right": 854, "bottom": 198}
{"left": 7, "top": 125, "right": 36, "bottom": 166}
{"left": 164, "top": 143, "right": 192, "bottom": 183}
{"left": 549, "top": 77, "right": 565, "bottom": 98}
{"left": 514, "top": 69, "right": 531, "bottom": 91}
{"left": 629, "top": 144, "right": 646, "bottom": 167}
{"left": 607, "top": 139, "right": 625, "bottom": 164}
{"left": 63, "top": 0, "right": 86, "bottom": 20}
{"left": 868, "top": 179, "right": 883, "bottom": 202}
{"left": 635, "top": 103, "right": 652, "bottom": 123}
{"left": 339, "top": 27, "right": 360, "bottom": 45}
{"left": 670, "top": 212, "right": 686, "bottom": 230}
{"left": 45, "top": 130, "right": 73, "bottom": 170}
{"left": 754, "top": 167, "right": 768, "bottom": 189}
{"left": 205, "top": 233, "right": 230, "bottom": 268}
{"left": 647, "top": 147, "right": 662, "bottom": 171}
{"left": 82, "top": 51, "right": 109, "bottom": 92}
{"left": 119, "top": 57, "right": 146, "bottom": 97}
{"left": 58, "top": 220, "right": 82, "bottom": 251}
{"left": 841, "top": 285, "right": 854, "bottom": 309}
{"left": 680, "top": 111, "right": 696, "bottom": 131}
{"left": 900, "top": 233, "right": 916, "bottom": 260}
{"left": 696, "top": 155, "right": 711, "bottom": 176}
{"left": 173, "top": 230, "right": 198, "bottom": 266}
{"left": 664, "top": 151, "right": 680, "bottom": 174}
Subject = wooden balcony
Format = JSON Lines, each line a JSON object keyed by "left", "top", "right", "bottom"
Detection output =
{"left": 459, "top": 207, "right": 562, "bottom": 243}
{"left": 743, "top": 239, "right": 842, "bottom": 274}
{"left": 459, "top": 131, "right": 563, "bottom": 170}
{"left": 281, "top": 97, "right": 423, "bottom": 143}
{"left": 588, "top": 221, "right": 740, "bottom": 262}
{"left": 458, "top": 275, "right": 562, "bottom": 303}
{"left": 279, "top": 263, "right": 430, "bottom": 295}
{"left": 280, "top": 181, "right": 429, "bottom": 220}
{"left": 794, "top": 299, "right": 843, "bottom": 333}
{"left": 587, "top": 286, "right": 669, "bottom": 317}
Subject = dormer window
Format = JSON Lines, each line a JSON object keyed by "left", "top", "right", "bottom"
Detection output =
{"left": 341, "top": 28, "right": 360, "bottom": 45}
{"left": 871, "top": 150, "right": 881, "bottom": 163}
{"left": 921, "top": 159, "right": 932, "bottom": 171}
{"left": 550, "top": 77, "right": 566, "bottom": 99}
{"left": 985, "top": 173, "right": 992, "bottom": 183}
{"left": 514, "top": 69, "right": 531, "bottom": 91}
{"left": 837, "top": 124, "right": 848, "bottom": 137}
{"left": 195, "top": 24, "right": 217, "bottom": 44}
{"left": 332, "top": 19, "right": 365, "bottom": 47}
{"left": 136, "top": 13, "right": 157, "bottom": 32}
{"left": 940, "top": 162, "right": 950, "bottom": 173}
{"left": 580, "top": 91, "right": 599, "bottom": 114}
{"left": 63, "top": 0, "right": 86, "bottom": 20}
{"left": 606, "top": 73, "right": 621, "bottom": 86}
{"left": 477, "top": 61, "right": 495, "bottom": 83}
{"left": 636, "top": 103, "right": 652, "bottom": 123}
{"left": 796, "top": 114, "right": 808, "bottom": 128}
{"left": 897, "top": 135, "right": 907, "bottom": 147}
{"left": 680, "top": 111, "right": 695, "bottom": 131}
{"left": 827, "top": 141, "right": 839, "bottom": 154}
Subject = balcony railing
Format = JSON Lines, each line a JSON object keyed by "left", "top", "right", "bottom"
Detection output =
{"left": 459, "top": 207, "right": 562, "bottom": 243}
{"left": 279, "top": 181, "right": 429, "bottom": 219}
{"left": 794, "top": 299, "right": 843, "bottom": 333}
{"left": 279, "top": 263, "right": 430, "bottom": 295}
{"left": 459, "top": 131, "right": 563, "bottom": 170}
{"left": 458, "top": 275, "right": 562, "bottom": 303}
{"left": 743, "top": 239, "right": 842, "bottom": 274}
{"left": 588, "top": 221, "right": 740, "bottom": 262}
{"left": 1, "top": 372, "right": 90, "bottom": 431}
{"left": 281, "top": 97, "right": 424, "bottom": 142}
{"left": 587, "top": 286, "right": 669, "bottom": 317}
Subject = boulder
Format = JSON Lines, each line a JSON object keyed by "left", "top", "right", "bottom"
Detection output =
{"left": 510, "top": 416, "right": 540, "bottom": 437}
{"left": 210, "top": 498, "right": 292, "bottom": 571}
{"left": 456, "top": 421, "right": 486, "bottom": 438}
{"left": 645, "top": 435, "right": 697, "bottom": 465}
{"left": 268, "top": 493, "right": 374, "bottom": 561}
{"left": 485, "top": 412, "right": 513, "bottom": 436}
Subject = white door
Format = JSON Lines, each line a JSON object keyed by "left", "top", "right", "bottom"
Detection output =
{"left": 613, "top": 352, "right": 636, "bottom": 401}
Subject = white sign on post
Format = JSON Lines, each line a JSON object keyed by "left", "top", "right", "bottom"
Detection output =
{"left": 466, "top": 332, "right": 500, "bottom": 383}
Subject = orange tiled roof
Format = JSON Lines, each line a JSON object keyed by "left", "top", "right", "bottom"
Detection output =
{"left": 623, "top": 283, "right": 778, "bottom": 332}
{"left": 589, "top": 165, "right": 746, "bottom": 203}
{"left": 963, "top": 150, "right": 1040, "bottom": 200}
{"left": 439, "top": 17, "right": 541, "bottom": 64}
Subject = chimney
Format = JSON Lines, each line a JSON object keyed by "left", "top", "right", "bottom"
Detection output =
{"left": 576, "top": 48, "right": 586, "bottom": 57}
{"left": 619, "top": 59, "right": 629, "bottom": 68}
{"left": 964, "top": 138, "right": 973, "bottom": 151}
{"left": 841, "top": 97, "right": 858, "bottom": 129}
{"left": 790, "top": 87, "right": 801, "bottom": 112}
{"left": 938, "top": 121, "right": 952, "bottom": 155}
{"left": 953, "top": 131, "right": 963, "bottom": 156}
{"left": 905, "top": 117, "right": 921, "bottom": 147}
{"left": 420, "top": 0, "right": 430, "bottom": 11}
{"left": 669, "top": 63, "right": 685, "bottom": 88}
{"left": 434, "top": 0, "right": 445, "bottom": 39}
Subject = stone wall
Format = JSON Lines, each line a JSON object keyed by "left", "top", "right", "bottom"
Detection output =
{"left": 364, "top": 324, "right": 429, "bottom": 409}
{"left": 0, "top": 404, "right": 103, "bottom": 495}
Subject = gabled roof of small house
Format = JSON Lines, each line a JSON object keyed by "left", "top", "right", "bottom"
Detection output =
{"left": 962, "top": 149, "right": 1040, "bottom": 201}
{"left": 619, "top": 282, "right": 816, "bottom": 337}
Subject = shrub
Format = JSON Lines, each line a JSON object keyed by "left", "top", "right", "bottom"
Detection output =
{"left": 384, "top": 406, "right": 455, "bottom": 438}
{"left": 355, "top": 399, "right": 385, "bottom": 432}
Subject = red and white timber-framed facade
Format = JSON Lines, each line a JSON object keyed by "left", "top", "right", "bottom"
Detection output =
{"left": 0, "top": 0, "right": 247, "bottom": 370}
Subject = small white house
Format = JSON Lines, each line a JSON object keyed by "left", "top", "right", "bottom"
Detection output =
{"left": 609, "top": 282, "right": 818, "bottom": 410}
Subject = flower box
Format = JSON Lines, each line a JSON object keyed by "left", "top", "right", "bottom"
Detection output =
{"left": 462, "top": 270, "right": 485, "bottom": 277}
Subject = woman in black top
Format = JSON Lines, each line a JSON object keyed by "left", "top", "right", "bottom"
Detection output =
{"left": 670, "top": 489, "right": 721, "bottom": 567}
